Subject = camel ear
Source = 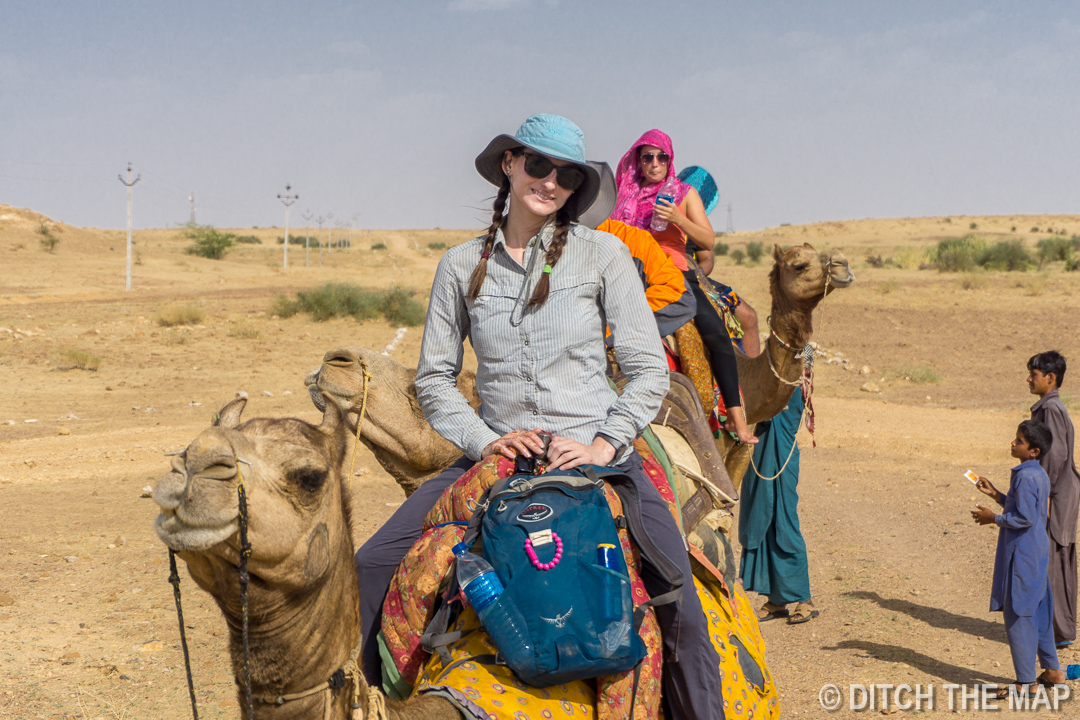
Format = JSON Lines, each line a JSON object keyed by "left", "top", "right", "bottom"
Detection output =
{"left": 214, "top": 393, "right": 248, "bottom": 428}
{"left": 317, "top": 392, "right": 344, "bottom": 434}
{"left": 773, "top": 244, "right": 784, "bottom": 262}
{"left": 802, "top": 242, "right": 814, "bottom": 250}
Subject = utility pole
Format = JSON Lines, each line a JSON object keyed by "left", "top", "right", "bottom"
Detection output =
{"left": 725, "top": 202, "right": 734, "bottom": 234}
{"left": 352, "top": 213, "right": 360, "bottom": 248}
{"left": 189, "top": 192, "right": 196, "bottom": 224}
{"left": 277, "top": 183, "right": 298, "bottom": 269}
{"left": 302, "top": 210, "right": 313, "bottom": 267}
{"left": 117, "top": 162, "right": 141, "bottom": 291}
{"left": 326, "top": 212, "right": 334, "bottom": 254}
{"left": 316, "top": 215, "right": 325, "bottom": 266}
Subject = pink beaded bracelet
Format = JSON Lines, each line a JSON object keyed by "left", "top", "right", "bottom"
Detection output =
{"left": 524, "top": 532, "right": 563, "bottom": 571}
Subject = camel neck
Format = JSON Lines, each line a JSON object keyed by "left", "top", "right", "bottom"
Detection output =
{"left": 220, "top": 530, "right": 362, "bottom": 719}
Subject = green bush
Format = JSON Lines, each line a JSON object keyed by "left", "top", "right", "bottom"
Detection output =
{"left": 371, "top": 243, "right": 387, "bottom": 250}
{"left": 713, "top": 242, "right": 729, "bottom": 256}
{"left": 745, "top": 241, "right": 765, "bottom": 264}
{"left": 57, "top": 347, "right": 101, "bottom": 371}
{"left": 271, "top": 295, "right": 300, "bottom": 318}
{"left": 235, "top": 235, "right": 262, "bottom": 244}
{"left": 272, "top": 283, "right": 425, "bottom": 326}
{"left": 932, "top": 235, "right": 985, "bottom": 272}
{"left": 183, "top": 223, "right": 235, "bottom": 259}
{"left": 1036, "top": 236, "right": 1080, "bottom": 266}
{"left": 427, "top": 242, "right": 448, "bottom": 250}
{"left": 969, "top": 222, "right": 978, "bottom": 230}
{"left": 730, "top": 249, "right": 746, "bottom": 265}
{"left": 980, "top": 240, "right": 1033, "bottom": 271}
{"left": 1066, "top": 257, "right": 1080, "bottom": 272}
{"left": 276, "top": 236, "right": 306, "bottom": 245}
{"left": 380, "top": 287, "right": 426, "bottom": 326}
{"left": 38, "top": 222, "right": 60, "bottom": 253}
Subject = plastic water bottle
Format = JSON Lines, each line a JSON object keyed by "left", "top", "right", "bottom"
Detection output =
{"left": 1068, "top": 664, "right": 1080, "bottom": 680}
{"left": 649, "top": 176, "right": 680, "bottom": 232}
{"left": 596, "top": 544, "right": 624, "bottom": 624}
{"left": 452, "top": 543, "right": 535, "bottom": 667}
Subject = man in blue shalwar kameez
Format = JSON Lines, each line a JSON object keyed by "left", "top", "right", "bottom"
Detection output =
{"left": 973, "top": 420, "right": 1066, "bottom": 697}
{"left": 738, "top": 389, "right": 818, "bottom": 624}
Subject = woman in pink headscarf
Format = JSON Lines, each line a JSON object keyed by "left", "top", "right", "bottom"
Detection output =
{"left": 613, "top": 129, "right": 756, "bottom": 444}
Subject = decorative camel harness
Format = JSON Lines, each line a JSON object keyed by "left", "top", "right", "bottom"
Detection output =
{"left": 165, "top": 362, "right": 386, "bottom": 720}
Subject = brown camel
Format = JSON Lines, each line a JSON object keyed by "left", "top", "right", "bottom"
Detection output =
{"left": 305, "top": 351, "right": 480, "bottom": 497}
{"left": 735, "top": 243, "right": 854, "bottom": 425}
{"left": 153, "top": 395, "right": 460, "bottom": 720}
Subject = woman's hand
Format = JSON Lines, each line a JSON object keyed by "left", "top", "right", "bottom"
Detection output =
{"left": 546, "top": 435, "right": 616, "bottom": 471}
{"left": 653, "top": 198, "right": 683, "bottom": 225}
{"left": 971, "top": 505, "right": 997, "bottom": 526}
{"left": 482, "top": 429, "right": 547, "bottom": 461}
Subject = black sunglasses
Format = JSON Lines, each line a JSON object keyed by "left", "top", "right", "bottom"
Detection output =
{"left": 640, "top": 152, "right": 670, "bottom": 165}
{"left": 513, "top": 150, "right": 586, "bottom": 191}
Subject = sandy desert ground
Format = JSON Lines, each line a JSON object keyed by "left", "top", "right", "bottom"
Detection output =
{"left": 2, "top": 204, "right": 1079, "bottom": 718}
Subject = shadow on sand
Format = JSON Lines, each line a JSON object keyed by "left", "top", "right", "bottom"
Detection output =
{"left": 821, "top": 639, "right": 1012, "bottom": 688}
{"left": 845, "top": 590, "right": 1004, "bottom": 643}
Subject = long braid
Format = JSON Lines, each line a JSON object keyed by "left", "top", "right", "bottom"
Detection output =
{"left": 527, "top": 203, "right": 573, "bottom": 307}
{"left": 467, "top": 175, "right": 510, "bottom": 301}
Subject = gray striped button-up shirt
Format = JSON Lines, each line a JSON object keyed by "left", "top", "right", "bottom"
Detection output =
{"left": 415, "top": 222, "right": 668, "bottom": 463}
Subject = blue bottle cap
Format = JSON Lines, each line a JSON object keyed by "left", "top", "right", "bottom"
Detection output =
{"left": 452, "top": 542, "right": 468, "bottom": 556}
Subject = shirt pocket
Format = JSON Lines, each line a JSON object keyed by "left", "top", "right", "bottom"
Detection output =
{"left": 468, "top": 292, "right": 517, "bottom": 362}
{"left": 536, "top": 272, "right": 602, "bottom": 357}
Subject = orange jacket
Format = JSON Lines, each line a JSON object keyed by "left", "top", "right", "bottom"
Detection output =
{"left": 597, "top": 219, "right": 686, "bottom": 313}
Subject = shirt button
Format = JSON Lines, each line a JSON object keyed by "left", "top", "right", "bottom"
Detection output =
{"left": 532, "top": 410, "right": 538, "bottom": 415}
{"left": 524, "top": 340, "right": 529, "bottom": 346}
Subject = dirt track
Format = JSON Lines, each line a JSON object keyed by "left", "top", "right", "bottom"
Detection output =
{"left": 2, "top": 207, "right": 1079, "bottom": 718}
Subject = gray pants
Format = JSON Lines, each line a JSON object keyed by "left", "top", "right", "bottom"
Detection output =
{"left": 1049, "top": 540, "right": 1077, "bottom": 644}
{"left": 355, "top": 452, "right": 725, "bottom": 720}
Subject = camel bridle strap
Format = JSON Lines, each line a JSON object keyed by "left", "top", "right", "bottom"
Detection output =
{"left": 168, "top": 550, "right": 200, "bottom": 720}
{"left": 346, "top": 362, "right": 374, "bottom": 492}
{"left": 237, "top": 457, "right": 254, "bottom": 719}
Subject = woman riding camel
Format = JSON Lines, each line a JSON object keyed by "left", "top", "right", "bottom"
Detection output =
{"left": 613, "top": 129, "right": 756, "bottom": 443}
{"left": 356, "top": 114, "right": 724, "bottom": 720}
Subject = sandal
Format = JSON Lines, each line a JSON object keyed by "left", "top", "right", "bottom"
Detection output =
{"left": 1036, "top": 672, "right": 1066, "bottom": 688}
{"left": 787, "top": 602, "right": 820, "bottom": 625}
{"left": 993, "top": 683, "right": 1029, "bottom": 700}
{"left": 757, "top": 602, "right": 789, "bottom": 622}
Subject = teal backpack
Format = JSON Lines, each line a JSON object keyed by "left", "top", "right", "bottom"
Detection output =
{"left": 423, "top": 462, "right": 684, "bottom": 689}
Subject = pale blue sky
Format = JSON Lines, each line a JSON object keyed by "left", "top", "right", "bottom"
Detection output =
{"left": 2, "top": 1, "right": 1077, "bottom": 231}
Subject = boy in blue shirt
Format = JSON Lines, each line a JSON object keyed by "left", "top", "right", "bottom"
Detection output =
{"left": 973, "top": 420, "right": 1065, "bottom": 697}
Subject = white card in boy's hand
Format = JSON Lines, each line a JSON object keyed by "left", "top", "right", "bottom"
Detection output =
{"left": 964, "top": 470, "right": 979, "bottom": 485}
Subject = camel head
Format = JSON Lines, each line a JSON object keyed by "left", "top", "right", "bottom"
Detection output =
{"left": 304, "top": 346, "right": 426, "bottom": 427}
{"left": 770, "top": 243, "right": 855, "bottom": 308}
{"left": 154, "top": 394, "right": 352, "bottom": 603}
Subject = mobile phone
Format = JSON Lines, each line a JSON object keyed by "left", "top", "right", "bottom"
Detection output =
{"left": 964, "top": 470, "right": 979, "bottom": 486}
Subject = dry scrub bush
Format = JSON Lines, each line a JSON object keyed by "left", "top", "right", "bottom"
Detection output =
{"left": 1016, "top": 274, "right": 1047, "bottom": 297}
{"left": 228, "top": 321, "right": 261, "bottom": 339}
{"left": 958, "top": 273, "right": 991, "bottom": 290}
{"left": 894, "top": 246, "right": 930, "bottom": 270}
{"left": 57, "top": 348, "right": 101, "bottom": 371}
{"left": 875, "top": 280, "right": 899, "bottom": 294}
{"left": 162, "top": 331, "right": 189, "bottom": 345}
{"left": 154, "top": 303, "right": 205, "bottom": 327}
{"left": 38, "top": 222, "right": 60, "bottom": 253}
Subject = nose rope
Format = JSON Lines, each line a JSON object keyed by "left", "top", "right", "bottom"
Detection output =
{"left": 346, "top": 362, "right": 374, "bottom": 493}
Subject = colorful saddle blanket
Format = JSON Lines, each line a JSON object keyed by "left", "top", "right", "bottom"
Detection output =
{"left": 382, "top": 440, "right": 780, "bottom": 720}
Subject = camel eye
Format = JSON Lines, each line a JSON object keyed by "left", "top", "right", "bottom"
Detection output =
{"left": 289, "top": 467, "right": 327, "bottom": 492}
{"left": 792, "top": 262, "right": 809, "bottom": 273}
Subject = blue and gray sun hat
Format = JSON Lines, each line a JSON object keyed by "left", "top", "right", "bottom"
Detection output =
{"left": 474, "top": 114, "right": 602, "bottom": 215}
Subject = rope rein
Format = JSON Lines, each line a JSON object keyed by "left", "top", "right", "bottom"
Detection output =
{"left": 346, "top": 362, "right": 374, "bottom": 493}
{"left": 168, "top": 550, "right": 200, "bottom": 720}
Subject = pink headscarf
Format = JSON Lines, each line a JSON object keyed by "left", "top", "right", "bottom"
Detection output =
{"left": 610, "top": 129, "right": 691, "bottom": 230}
